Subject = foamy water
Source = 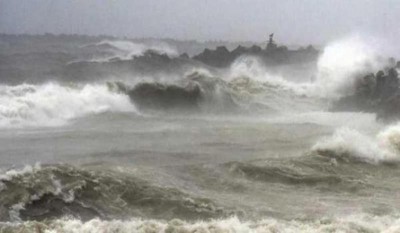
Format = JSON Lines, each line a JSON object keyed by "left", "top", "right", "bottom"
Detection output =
{"left": 0, "top": 83, "right": 136, "bottom": 128}
{"left": 2, "top": 214, "right": 400, "bottom": 233}
{"left": 312, "top": 122, "right": 400, "bottom": 164}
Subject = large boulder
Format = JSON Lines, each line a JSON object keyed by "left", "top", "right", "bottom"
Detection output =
{"left": 193, "top": 46, "right": 236, "bottom": 67}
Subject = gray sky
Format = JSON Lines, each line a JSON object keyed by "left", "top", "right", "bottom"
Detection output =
{"left": 1, "top": 0, "right": 399, "bottom": 44}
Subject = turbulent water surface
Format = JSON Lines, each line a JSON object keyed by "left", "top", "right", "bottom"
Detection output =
{"left": 1, "top": 36, "right": 400, "bottom": 232}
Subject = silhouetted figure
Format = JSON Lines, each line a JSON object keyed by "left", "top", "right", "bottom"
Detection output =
{"left": 266, "top": 33, "right": 277, "bottom": 51}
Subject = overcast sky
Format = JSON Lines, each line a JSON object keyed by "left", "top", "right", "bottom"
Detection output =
{"left": 1, "top": 0, "right": 399, "bottom": 45}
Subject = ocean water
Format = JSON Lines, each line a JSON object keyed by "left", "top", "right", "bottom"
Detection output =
{"left": 1, "top": 36, "right": 400, "bottom": 233}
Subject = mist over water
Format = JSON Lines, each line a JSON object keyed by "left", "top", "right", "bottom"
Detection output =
{"left": 313, "top": 35, "right": 390, "bottom": 98}
{"left": 90, "top": 40, "right": 179, "bottom": 61}
{"left": 1, "top": 34, "right": 400, "bottom": 233}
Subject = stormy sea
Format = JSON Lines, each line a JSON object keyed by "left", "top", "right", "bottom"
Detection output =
{"left": 1, "top": 34, "right": 400, "bottom": 232}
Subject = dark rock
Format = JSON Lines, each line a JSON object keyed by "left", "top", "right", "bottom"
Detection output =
{"left": 232, "top": 45, "right": 247, "bottom": 56}
{"left": 193, "top": 46, "right": 236, "bottom": 67}
{"left": 179, "top": 53, "right": 189, "bottom": 59}
{"left": 306, "top": 45, "right": 317, "bottom": 52}
{"left": 249, "top": 45, "right": 262, "bottom": 53}
{"left": 192, "top": 34, "right": 319, "bottom": 67}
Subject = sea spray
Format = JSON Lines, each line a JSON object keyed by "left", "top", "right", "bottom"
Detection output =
{"left": 378, "top": 122, "right": 400, "bottom": 155}
{"left": 0, "top": 83, "right": 136, "bottom": 128}
{"left": 313, "top": 35, "right": 389, "bottom": 98}
{"left": 93, "top": 40, "right": 178, "bottom": 61}
{"left": 227, "top": 56, "right": 310, "bottom": 96}
{"left": 227, "top": 36, "right": 391, "bottom": 100}
{"left": 313, "top": 122, "right": 400, "bottom": 164}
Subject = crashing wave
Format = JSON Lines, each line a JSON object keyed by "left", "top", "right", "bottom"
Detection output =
{"left": 0, "top": 83, "right": 136, "bottom": 128}
{"left": 312, "top": 123, "right": 400, "bottom": 164}
{"left": 227, "top": 56, "right": 310, "bottom": 95}
{"left": 311, "top": 35, "right": 391, "bottom": 99}
{"left": 225, "top": 36, "right": 393, "bottom": 101}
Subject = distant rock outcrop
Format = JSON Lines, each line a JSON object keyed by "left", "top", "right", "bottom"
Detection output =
{"left": 192, "top": 34, "right": 319, "bottom": 67}
{"left": 60, "top": 35, "right": 320, "bottom": 81}
{"left": 192, "top": 46, "right": 234, "bottom": 67}
{"left": 61, "top": 34, "right": 321, "bottom": 82}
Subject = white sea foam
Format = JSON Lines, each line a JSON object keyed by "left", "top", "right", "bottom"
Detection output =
{"left": 8, "top": 203, "right": 25, "bottom": 222}
{"left": 0, "top": 164, "right": 42, "bottom": 196}
{"left": 313, "top": 122, "right": 400, "bottom": 164}
{"left": 227, "top": 56, "right": 309, "bottom": 95}
{"left": 1, "top": 214, "right": 400, "bottom": 233}
{"left": 377, "top": 122, "right": 400, "bottom": 156}
{"left": 0, "top": 163, "right": 41, "bottom": 181}
{"left": 0, "top": 83, "right": 136, "bottom": 128}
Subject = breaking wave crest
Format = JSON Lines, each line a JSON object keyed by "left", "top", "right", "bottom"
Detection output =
{"left": 227, "top": 56, "right": 304, "bottom": 93}
{"left": 0, "top": 83, "right": 136, "bottom": 128}
{"left": 2, "top": 214, "right": 400, "bottom": 233}
{"left": 312, "top": 122, "right": 400, "bottom": 164}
